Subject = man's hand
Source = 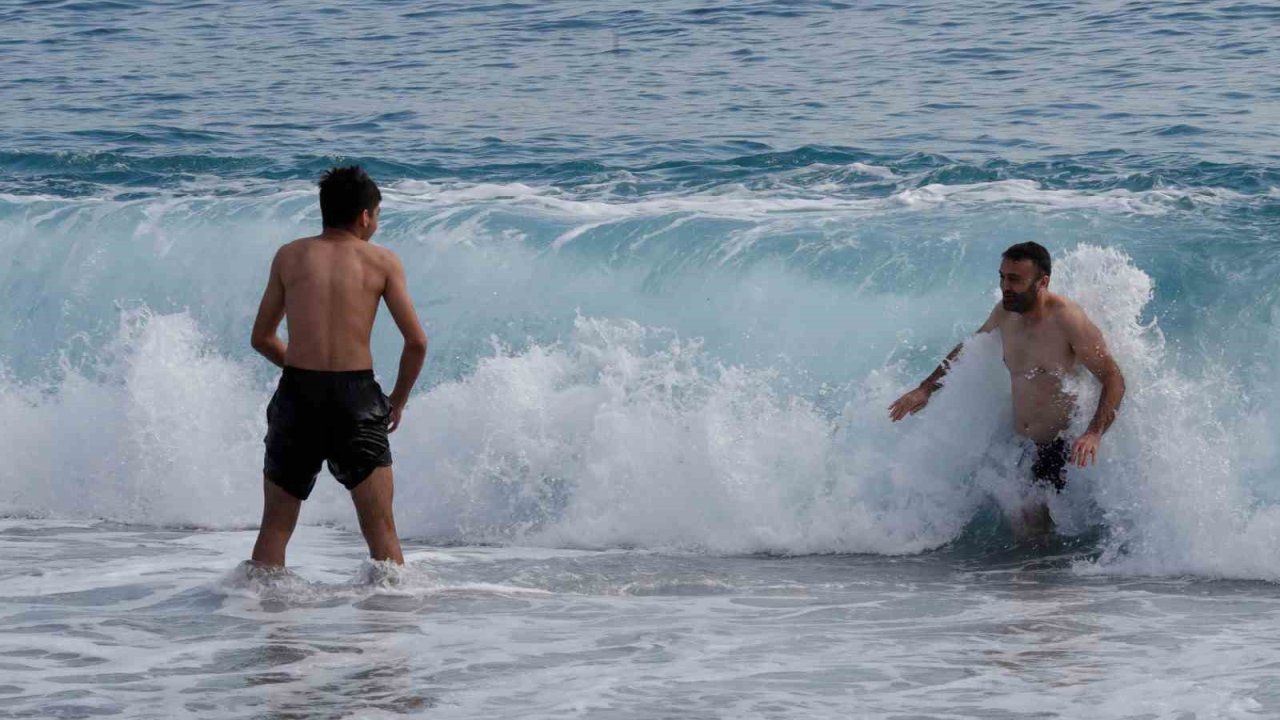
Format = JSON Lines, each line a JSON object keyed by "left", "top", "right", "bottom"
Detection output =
{"left": 1072, "top": 431, "right": 1101, "bottom": 467}
{"left": 387, "top": 398, "right": 406, "bottom": 433}
{"left": 889, "top": 386, "right": 932, "bottom": 422}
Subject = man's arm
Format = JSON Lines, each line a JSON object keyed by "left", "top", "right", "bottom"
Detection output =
{"left": 1064, "top": 307, "right": 1125, "bottom": 467}
{"left": 381, "top": 251, "right": 428, "bottom": 433}
{"left": 250, "top": 249, "right": 287, "bottom": 368}
{"left": 889, "top": 302, "right": 1004, "bottom": 422}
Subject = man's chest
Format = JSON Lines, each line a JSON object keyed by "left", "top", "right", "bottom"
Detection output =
{"left": 999, "top": 319, "right": 1075, "bottom": 374}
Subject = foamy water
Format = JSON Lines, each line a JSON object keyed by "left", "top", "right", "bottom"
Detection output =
{"left": 2, "top": 520, "right": 1277, "bottom": 719}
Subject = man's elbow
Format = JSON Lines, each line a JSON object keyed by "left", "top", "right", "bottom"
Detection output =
{"left": 250, "top": 333, "right": 270, "bottom": 354}
{"left": 404, "top": 331, "right": 428, "bottom": 356}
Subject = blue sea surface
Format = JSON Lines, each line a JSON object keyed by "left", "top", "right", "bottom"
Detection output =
{"left": 2, "top": 0, "right": 1278, "bottom": 174}
{"left": 2, "top": 2, "right": 1280, "bottom": 718}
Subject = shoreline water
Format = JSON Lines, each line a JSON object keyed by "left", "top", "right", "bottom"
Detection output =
{"left": 3, "top": 519, "right": 1278, "bottom": 719}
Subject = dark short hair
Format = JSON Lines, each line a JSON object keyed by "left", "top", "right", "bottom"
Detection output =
{"left": 1002, "top": 241, "right": 1051, "bottom": 277}
{"left": 319, "top": 165, "right": 381, "bottom": 228}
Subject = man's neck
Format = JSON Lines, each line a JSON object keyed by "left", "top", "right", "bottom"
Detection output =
{"left": 319, "top": 227, "right": 363, "bottom": 242}
{"left": 1019, "top": 293, "right": 1053, "bottom": 323}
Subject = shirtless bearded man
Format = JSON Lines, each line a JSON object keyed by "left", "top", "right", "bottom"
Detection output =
{"left": 249, "top": 166, "right": 428, "bottom": 568}
{"left": 888, "top": 242, "right": 1125, "bottom": 534}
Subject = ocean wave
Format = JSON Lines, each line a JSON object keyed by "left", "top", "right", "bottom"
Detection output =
{"left": 1, "top": 148, "right": 1276, "bottom": 206}
{"left": 2, "top": 247, "right": 1280, "bottom": 581}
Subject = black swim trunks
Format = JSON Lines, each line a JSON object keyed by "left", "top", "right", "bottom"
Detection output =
{"left": 1031, "top": 437, "right": 1070, "bottom": 492}
{"left": 263, "top": 367, "right": 393, "bottom": 500}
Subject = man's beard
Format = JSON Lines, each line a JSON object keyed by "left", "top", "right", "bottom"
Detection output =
{"left": 1002, "top": 285, "right": 1039, "bottom": 313}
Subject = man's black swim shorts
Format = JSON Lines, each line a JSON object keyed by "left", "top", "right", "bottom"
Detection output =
{"left": 263, "top": 367, "right": 393, "bottom": 500}
{"left": 1031, "top": 437, "right": 1069, "bottom": 492}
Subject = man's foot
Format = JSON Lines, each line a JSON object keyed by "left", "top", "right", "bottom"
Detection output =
{"left": 356, "top": 558, "right": 408, "bottom": 587}
{"left": 226, "top": 559, "right": 305, "bottom": 591}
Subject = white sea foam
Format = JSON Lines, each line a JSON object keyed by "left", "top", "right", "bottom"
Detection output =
{"left": 0, "top": 309, "right": 268, "bottom": 526}
{"left": 1053, "top": 246, "right": 1280, "bottom": 580}
{"left": 380, "top": 176, "right": 1238, "bottom": 220}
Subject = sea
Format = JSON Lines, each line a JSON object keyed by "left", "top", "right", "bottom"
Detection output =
{"left": 2, "top": 1, "right": 1280, "bottom": 717}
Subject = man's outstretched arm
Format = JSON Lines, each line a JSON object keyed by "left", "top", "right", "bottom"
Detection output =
{"left": 888, "top": 342, "right": 963, "bottom": 421}
{"left": 1065, "top": 309, "right": 1125, "bottom": 467}
{"left": 888, "top": 302, "right": 1004, "bottom": 422}
{"left": 250, "top": 249, "right": 287, "bottom": 367}
{"left": 381, "top": 251, "right": 428, "bottom": 433}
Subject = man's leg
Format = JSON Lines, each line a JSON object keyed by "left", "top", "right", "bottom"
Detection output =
{"left": 350, "top": 466, "right": 404, "bottom": 564}
{"left": 251, "top": 477, "right": 302, "bottom": 567}
{"left": 1015, "top": 501, "right": 1054, "bottom": 540}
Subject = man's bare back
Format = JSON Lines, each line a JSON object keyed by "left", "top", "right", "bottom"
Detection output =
{"left": 274, "top": 235, "right": 390, "bottom": 372}
{"left": 252, "top": 225, "right": 426, "bottom": 427}
{"left": 259, "top": 230, "right": 420, "bottom": 365}
{"left": 248, "top": 166, "right": 427, "bottom": 570}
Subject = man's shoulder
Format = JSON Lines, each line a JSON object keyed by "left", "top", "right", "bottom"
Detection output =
{"left": 277, "top": 235, "right": 320, "bottom": 257}
{"left": 365, "top": 243, "right": 403, "bottom": 269}
{"left": 1048, "top": 294, "right": 1094, "bottom": 327}
{"left": 271, "top": 238, "right": 311, "bottom": 272}
{"left": 981, "top": 300, "right": 1010, "bottom": 328}
{"left": 367, "top": 242, "right": 398, "bottom": 259}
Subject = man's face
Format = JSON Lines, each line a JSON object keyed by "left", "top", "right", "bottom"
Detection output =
{"left": 999, "top": 258, "right": 1046, "bottom": 313}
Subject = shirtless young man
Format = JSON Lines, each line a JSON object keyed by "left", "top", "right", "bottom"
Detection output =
{"left": 248, "top": 166, "right": 428, "bottom": 568}
{"left": 888, "top": 242, "right": 1125, "bottom": 532}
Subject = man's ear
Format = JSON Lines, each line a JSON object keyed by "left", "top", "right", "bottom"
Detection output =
{"left": 1039, "top": 273, "right": 1051, "bottom": 290}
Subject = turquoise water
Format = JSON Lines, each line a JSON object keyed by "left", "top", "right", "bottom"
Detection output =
{"left": 2, "top": 2, "right": 1280, "bottom": 717}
